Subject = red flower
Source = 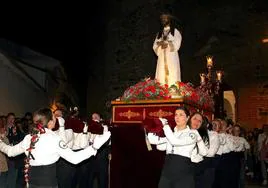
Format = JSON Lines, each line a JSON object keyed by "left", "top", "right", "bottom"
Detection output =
{"left": 145, "top": 93, "right": 150, "bottom": 97}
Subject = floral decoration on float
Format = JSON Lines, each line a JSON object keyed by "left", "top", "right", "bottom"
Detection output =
{"left": 120, "top": 77, "right": 214, "bottom": 112}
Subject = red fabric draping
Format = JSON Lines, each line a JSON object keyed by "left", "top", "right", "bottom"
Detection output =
{"left": 65, "top": 117, "right": 84, "bottom": 133}
{"left": 87, "top": 120, "right": 104, "bottom": 135}
{"left": 110, "top": 125, "right": 165, "bottom": 188}
{"left": 111, "top": 100, "right": 213, "bottom": 188}
{"left": 143, "top": 117, "right": 176, "bottom": 137}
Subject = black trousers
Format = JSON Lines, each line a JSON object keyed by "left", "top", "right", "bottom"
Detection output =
{"left": 194, "top": 157, "right": 215, "bottom": 188}
{"left": 71, "top": 155, "right": 92, "bottom": 188}
{"left": 29, "top": 185, "right": 58, "bottom": 188}
{"left": 56, "top": 158, "right": 76, "bottom": 188}
{"left": 29, "top": 163, "right": 57, "bottom": 187}
{"left": 159, "top": 154, "right": 194, "bottom": 188}
{"left": 87, "top": 146, "right": 110, "bottom": 188}
{"left": 213, "top": 152, "right": 241, "bottom": 188}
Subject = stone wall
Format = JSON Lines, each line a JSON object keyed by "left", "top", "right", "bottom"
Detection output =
{"left": 86, "top": 0, "right": 268, "bottom": 123}
{"left": 237, "top": 84, "right": 268, "bottom": 129}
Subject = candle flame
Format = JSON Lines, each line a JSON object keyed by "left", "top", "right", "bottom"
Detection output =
{"left": 263, "top": 38, "right": 268, "bottom": 43}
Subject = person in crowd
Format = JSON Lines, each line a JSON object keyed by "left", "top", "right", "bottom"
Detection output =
{"left": 0, "top": 108, "right": 111, "bottom": 188}
{"left": 147, "top": 106, "right": 207, "bottom": 188}
{"left": 257, "top": 124, "right": 268, "bottom": 185}
{"left": 0, "top": 124, "right": 9, "bottom": 188}
{"left": 189, "top": 112, "right": 220, "bottom": 188}
{"left": 232, "top": 124, "right": 250, "bottom": 188}
{"left": 246, "top": 131, "right": 256, "bottom": 179}
{"left": 87, "top": 112, "right": 111, "bottom": 188}
{"left": 53, "top": 108, "right": 93, "bottom": 188}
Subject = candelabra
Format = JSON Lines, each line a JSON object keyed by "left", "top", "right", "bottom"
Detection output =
{"left": 199, "top": 56, "right": 224, "bottom": 118}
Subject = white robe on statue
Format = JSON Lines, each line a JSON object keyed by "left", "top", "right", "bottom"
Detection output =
{"left": 153, "top": 27, "right": 182, "bottom": 86}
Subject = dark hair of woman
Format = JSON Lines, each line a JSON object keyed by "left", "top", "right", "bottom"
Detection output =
{"left": 233, "top": 124, "right": 243, "bottom": 137}
{"left": 188, "top": 112, "right": 210, "bottom": 147}
{"left": 203, "top": 116, "right": 213, "bottom": 131}
{"left": 175, "top": 106, "right": 190, "bottom": 117}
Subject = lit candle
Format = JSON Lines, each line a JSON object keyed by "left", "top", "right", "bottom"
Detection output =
{"left": 216, "top": 71, "right": 223, "bottom": 82}
{"left": 206, "top": 56, "right": 213, "bottom": 68}
{"left": 262, "top": 38, "right": 268, "bottom": 43}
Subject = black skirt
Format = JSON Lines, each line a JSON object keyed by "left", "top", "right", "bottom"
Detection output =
{"left": 194, "top": 157, "right": 215, "bottom": 188}
{"left": 29, "top": 163, "right": 57, "bottom": 187}
{"left": 159, "top": 154, "right": 194, "bottom": 188}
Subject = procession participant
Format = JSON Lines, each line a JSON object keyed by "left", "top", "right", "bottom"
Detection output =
{"left": 258, "top": 124, "right": 268, "bottom": 186}
{"left": 0, "top": 108, "right": 111, "bottom": 188}
{"left": 147, "top": 106, "right": 208, "bottom": 188}
{"left": 213, "top": 119, "right": 238, "bottom": 188}
{"left": 232, "top": 124, "right": 250, "bottom": 188}
{"left": 52, "top": 108, "right": 75, "bottom": 188}
{"left": 211, "top": 119, "right": 226, "bottom": 188}
{"left": 189, "top": 112, "right": 220, "bottom": 188}
{"left": 0, "top": 125, "right": 9, "bottom": 188}
{"left": 62, "top": 107, "right": 89, "bottom": 188}
{"left": 53, "top": 108, "right": 96, "bottom": 188}
{"left": 87, "top": 112, "right": 111, "bottom": 188}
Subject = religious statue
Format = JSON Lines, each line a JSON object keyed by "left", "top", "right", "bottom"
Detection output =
{"left": 153, "top": 9, "right": 182, "bottom": 86}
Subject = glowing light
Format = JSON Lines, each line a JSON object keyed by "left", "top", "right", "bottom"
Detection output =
{"left": 262, "top": 38, "right": 268, "bottom": 43}
{"left": 206, "top": 56, "right": 213, "bottom": 68}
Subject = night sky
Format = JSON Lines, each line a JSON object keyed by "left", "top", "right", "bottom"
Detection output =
{"left": 0, "top": 6, "right": 107, "bottom": 110}
{"left": 0, "top": 1, "right": 267, "bottom": 113}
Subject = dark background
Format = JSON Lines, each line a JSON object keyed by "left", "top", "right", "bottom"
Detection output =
{"left": 0, "top": 1, "right": 267, "bottom": 117}
{"left": 0, "top": 5, "right": 109, "bottom": 114}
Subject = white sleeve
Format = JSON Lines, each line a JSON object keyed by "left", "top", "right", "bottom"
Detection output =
{"left": 243, "top": 137, "right": 250, "bottom": 150}
{"left": 197, "top": 139, "right": 208, "bottom": 156}
{"left": 206, "top": 133, "right": 220, "bottom": 157}
{"left": 57, "top": 125, "right": 66, "bottom": 142}
{"left": 257, "top": 134, "right": 264, "bottom": 152}
{"left": 163, "top": 125, "right": 197, "bottom": 146}
{"left": 89, "top": 133, "right": 96, "bottom": 144}
{"left": 73, "top": 132, "right": 90, "bottom": 149}
{"left": 156, "top": 143, "right": 167, "bottom": 151}
{"left": 147, "top": 133, "right": 167, "bottom": 145}
{"left": 57, "top": 139, "right": 97, "bottom": 164}
{"left": 218, "top": 133, "right": 226, "bottom": 145}
{"left": 64, "top": 130, "right": 74, "bottom": 148}
{"left": 56, "top": 129, "right": 74, "bottom": 148}
{"left": 190, "top": 148, "right": 204, "bottom": 163}
{"left": 227, "top": 135, "right": 239, "bottom": 151}
{"left": 153, "top": 34, "right": 162, "bottom": 56}
{"left": 0, "top": 135, "right": 30, "bottom": 157}
{"left": 168, "top": 28, "right": 182, "bottom": 51}
{"left": 233, "top": 136, "right": 244, "bottom": 152}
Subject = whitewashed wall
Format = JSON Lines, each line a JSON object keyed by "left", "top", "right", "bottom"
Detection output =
{"left": 0, "top": 53, "right": 49, "bottom": 117}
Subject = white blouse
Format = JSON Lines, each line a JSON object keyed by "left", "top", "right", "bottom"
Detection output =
{"left": 148, "top": 125, "right": 208, "bottom": 162}
{"left": 0, "top": 128, "right": 111, "bottom": 166}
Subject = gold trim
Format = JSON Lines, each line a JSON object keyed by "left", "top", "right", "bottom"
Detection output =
{"left": 164, "top": 48, "right": 169, "bottom": 85}
{"left": 168, "top": 41, "right": 174, "bottom": 52}
{"left": 143, "top": 108, "right": 146, "bottom": 120}
{"left": 118, "top": 110, "right": 141, "bottom": 119}
{"left": 112, "top": 104, "right": 181, "bottom": 123}
{"left": 148, "top": 109, "right": 173, "bottom": 118}
{"left": 112, "top": 106, "right": 116, "bottom": 123}
{"left": 112, "top": 103, "right": 182, "bottom": 108}
{"left": 111, "top": 98, "right": 183, "bottom": 105}
{"left": 113, "top": 120, "right": 142, "bottom": 123}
